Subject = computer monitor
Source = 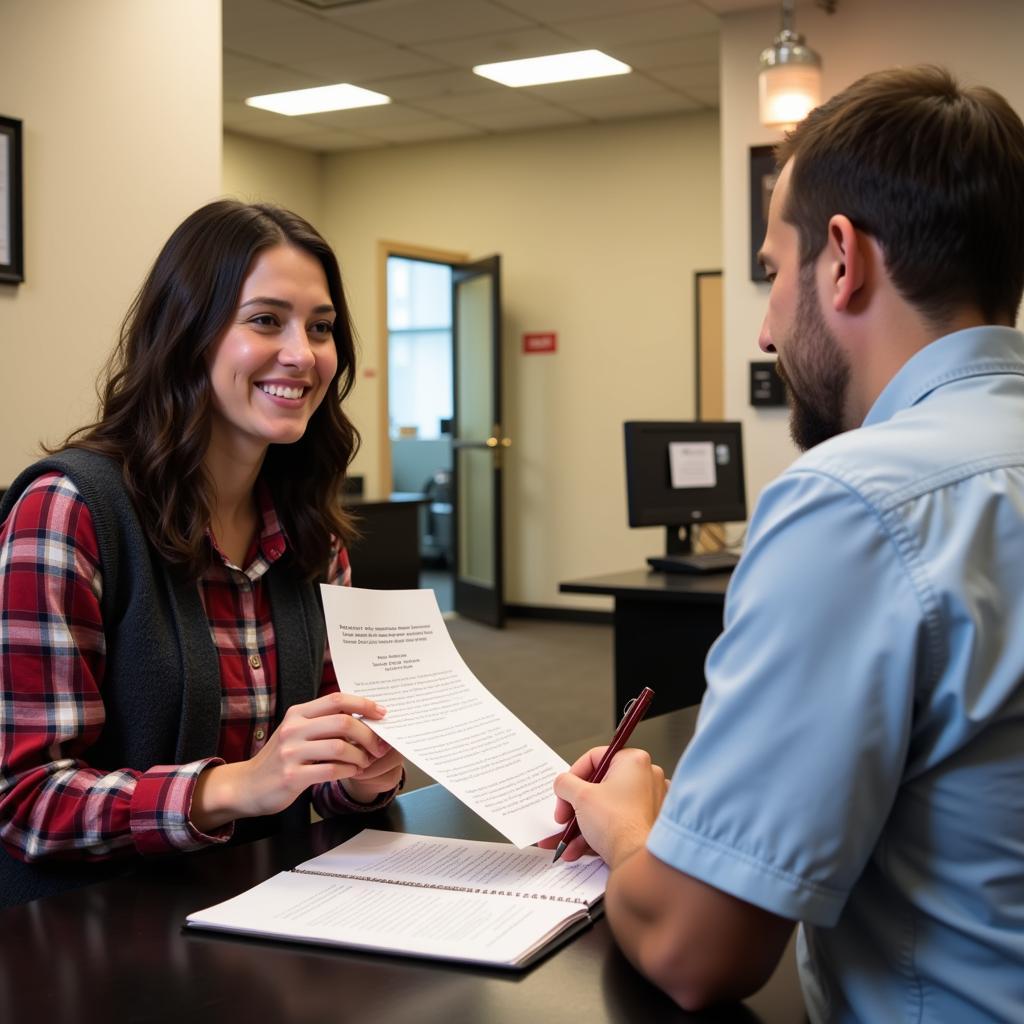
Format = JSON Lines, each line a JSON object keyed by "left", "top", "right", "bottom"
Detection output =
{"left": 624, "top": 421, "right": 747, "bottom": 556}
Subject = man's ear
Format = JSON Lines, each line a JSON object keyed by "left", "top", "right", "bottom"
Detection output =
{"left": 825, "top": 215, "right": 866, "bottom": 313}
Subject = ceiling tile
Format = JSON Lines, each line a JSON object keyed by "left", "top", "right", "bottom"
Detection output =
{"left": 413, "top": 89, "right": 553, "bottom": 117}
{"left": 223, "top": 100, "right": 279, "bottom": 128}
{"left": 555, "top": 4, "right": 719, "bottom": 47}
{"left": 648, "top": 61, "right": 718, "bottom": 91}
{"left": 360, "top": 68, "right": 501, "bottom": 101}
{"left": 223, "top": 113, "right": 265, "bottom": 133}
{"left": 607, "top": 33, "right": 719, "bottom": 71}
{"left": 223, "top": 55, "right": 322, "bottom": 102}
{"left": 363, "top": 119, "right": 483, "bottom": 143}
{"left": 500, "top": 0, "right": 670, "bottom": 18}
{"left": 224, "top": 111, "right": 326, "bottom": 140}
{"left": 228, "top": 18, "right": 387, "bottom": 64}
{"left": 525, "top": 72, "right": 677, "bottom": 104}
{"left": 321, "top": 0, "right": 533, "bottom": 45}
{"left": 224, "top": 0, "right": 320, "bottom": 34}
{"left": 562, "top": 92, "right": 705, "bottom": 119}
{"left": 412, "top": 27, "right": 583, "bottom": 68}
{"left": 279, "top": 46, "right": 445, "bottom": 83}
{"left": 221, "top": 0, "right": 734, "bottom": 151}
{"left": 223, "top": 50, "right": 269, "bottom": 77}
{"left": 303, "top": 103, "right": 440, "bottom": 130}
{"left": 678, "top": 83, "right": 719, "bottom": 106}
{"left": 456, "top": 106, "right": 588, "bottom": 131}
{"left": 696, "top": 0, "right": 773, "bottom": 12}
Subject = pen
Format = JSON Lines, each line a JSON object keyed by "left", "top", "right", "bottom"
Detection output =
{"left": 552, "top": 686, "right": 656, "bottom": 863}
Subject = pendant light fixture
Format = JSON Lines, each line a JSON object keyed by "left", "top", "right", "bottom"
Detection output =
{"left": 758, "top": 0, "right": 825, "bottom": 128}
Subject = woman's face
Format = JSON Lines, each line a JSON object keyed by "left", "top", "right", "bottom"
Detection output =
{"left": 206, "top": 243, "right": 338, "bottom": 464}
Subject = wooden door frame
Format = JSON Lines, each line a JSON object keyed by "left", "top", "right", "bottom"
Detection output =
{"left": 377, "top": 240, "right": 469, "bottom": 493}
{"left": 694, "top": 269, "right": 724, "bottom": 420}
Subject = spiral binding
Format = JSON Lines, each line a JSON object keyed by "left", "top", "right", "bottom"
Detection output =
{"left": 291, "top": 868, "right": 588, "bottom": 905}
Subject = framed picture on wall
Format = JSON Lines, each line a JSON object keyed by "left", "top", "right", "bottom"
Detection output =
{"left": 749, "top": 144, "right": 777, "bottom": 282}
{"left": 0, "top": 115, "right": 24, "bottom": 285}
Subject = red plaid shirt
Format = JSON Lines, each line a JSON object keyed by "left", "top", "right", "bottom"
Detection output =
{"left": 0, "top": 472, "right": 388, "bottom": 863}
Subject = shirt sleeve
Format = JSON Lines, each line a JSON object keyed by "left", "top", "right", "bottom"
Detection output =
{"left": 312, "top": 544, "right": 402, "bottom": 816}
{"left": 647, "top": 466, "right": 924, "bottom": 926}
{"left": 0, "top": 474, "right": 228, "bottom": 862}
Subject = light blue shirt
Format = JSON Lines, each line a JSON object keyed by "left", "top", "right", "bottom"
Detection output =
{"left": 648, "top": 326, "right": 1024, "bottom": 1022}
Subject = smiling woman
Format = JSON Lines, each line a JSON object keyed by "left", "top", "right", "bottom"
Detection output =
{"left": 209, "top": 245, "right": 338, "bottom": 451}
{"left": 204, "top": 243, "right": 341, "bottom": 564}
{"left": 59, "top": 201, "right": 360, "bottom": 579}
{"left": 0, "top": 201, "right": 405, "bottom": 907}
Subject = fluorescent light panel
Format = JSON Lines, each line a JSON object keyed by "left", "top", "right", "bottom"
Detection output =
{"left": 473, "top": 50, "right": 630, "bottom": 88}
{"left": 245, "top": 83, "right": 390, "bottom": 116}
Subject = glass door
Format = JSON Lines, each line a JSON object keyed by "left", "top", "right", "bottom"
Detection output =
{"left": 452, "top": 255, "right": 507, "bottom": 627}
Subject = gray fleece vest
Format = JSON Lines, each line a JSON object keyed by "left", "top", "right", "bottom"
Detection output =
{"left": 0, "top": 450, "right": 326, "bottom": 907}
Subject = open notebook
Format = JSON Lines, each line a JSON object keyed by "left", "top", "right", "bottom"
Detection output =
{"left": 186, "top": 830, "right": 608, "bottom": 969}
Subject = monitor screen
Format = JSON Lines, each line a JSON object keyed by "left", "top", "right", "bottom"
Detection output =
{"left": 624, "top": 421, "right": 747, "bottom": 531}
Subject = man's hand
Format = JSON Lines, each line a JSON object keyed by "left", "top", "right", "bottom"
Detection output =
{"left": 539, "top": 746, "right": 669, "bottom": 866}
{"left": 190, "top": 691, "right": 396, "bottom": 831}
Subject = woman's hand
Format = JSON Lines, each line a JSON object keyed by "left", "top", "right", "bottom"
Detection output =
{"left": 190, "top": 691, "right": 394, "bottom": 831}
{"left": 339, "top": 744, "right": 405, "bottom": 805}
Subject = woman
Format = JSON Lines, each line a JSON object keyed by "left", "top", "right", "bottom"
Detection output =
{"left": 0, "top": 200, "right": 403, "bottom": 907}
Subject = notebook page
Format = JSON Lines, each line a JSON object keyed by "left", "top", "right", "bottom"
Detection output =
{"left": 186, "top": 870, "right": 586, "bottom": 968}
{"left": 297, "top": 830, "right": 608, "bottom": 907}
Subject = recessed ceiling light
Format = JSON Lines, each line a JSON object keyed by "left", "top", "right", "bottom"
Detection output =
{"left": 473, "top": 50, "right": 631, "bottom": 88}
{"left": 245, "top": 83, "right": 391, "bottom": 116}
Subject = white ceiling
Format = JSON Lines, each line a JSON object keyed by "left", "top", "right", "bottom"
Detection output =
{"left": 223, "top": 0, "right": 776, "bottom": 152}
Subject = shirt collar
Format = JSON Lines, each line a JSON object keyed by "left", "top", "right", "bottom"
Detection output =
{"left": 254, "top": 478, "right": 288, "bottom": 566}
{"left": 205, "top": 479, "right": 289, "bottom": 577}
{"left": 863, "top": 326, "right": 1024, "bottom": 428}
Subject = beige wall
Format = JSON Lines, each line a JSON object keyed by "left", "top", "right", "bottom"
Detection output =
{"left": 720, "top": 0, "right": 1024, "bottom": 505}
{"left": 315, "top": 113, "right": 721, "bottom": 607}
{"left": 223, "top": 132, "right": 323, "bottom": 226}
{"left": 9, "top": 0, "right": 1009, "bottom": 609}
{"left": 0, "top": 0, "right": 222, "bottom": 484}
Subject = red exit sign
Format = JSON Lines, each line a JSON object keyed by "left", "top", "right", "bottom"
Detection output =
{"left": 523, "top": 332, "right": 557, "bottom": 354}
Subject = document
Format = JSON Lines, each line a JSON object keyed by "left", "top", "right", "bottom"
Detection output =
{"left": 320, "top": 586, "right": 569, "bottom": 847}
{"left": 186, "top": 830, "right": 608, "bottom": 969}
{"left": 668, "top": 439, "right": 716, "bottom": 489}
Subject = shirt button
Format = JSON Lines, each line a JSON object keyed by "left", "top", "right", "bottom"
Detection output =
{"left": 254, "top": 728, "right": 265, "bottom": 741}
{"left": 248, "top": 654, "right": 262, "bottom": 670}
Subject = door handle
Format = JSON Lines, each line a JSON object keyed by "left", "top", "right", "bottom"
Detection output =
{"left": 454, "top": 427, "right": 512, "bottom": 451}
{"left": 489, "top": 423, "right": 512, "bottom": 450}
{"left": 453, "top": 430, "right": 512, "bottom": 465}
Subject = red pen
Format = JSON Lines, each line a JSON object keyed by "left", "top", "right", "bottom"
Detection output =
{"left": 552, "top": 686, "right": 656, "bottom": 863}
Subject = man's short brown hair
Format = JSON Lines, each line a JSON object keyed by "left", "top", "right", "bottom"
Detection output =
{"left": 777, "top": 65, "right": 1024, "bottom": 326}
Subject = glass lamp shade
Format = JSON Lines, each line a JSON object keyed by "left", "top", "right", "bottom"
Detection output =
{"left": 758, "top": 64, "right": 821, "bottom": 126}
{"left": 758, "top": 28, "right": 822, "bottom": 128}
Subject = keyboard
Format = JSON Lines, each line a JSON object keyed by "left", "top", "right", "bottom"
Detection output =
{"left": 647, "top": 551, "right": 739, "bottom": 575}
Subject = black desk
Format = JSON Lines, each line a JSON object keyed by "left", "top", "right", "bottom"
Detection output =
{"left": 344, "top": 492, "right": 426, "bottom": 589}
{"left": 0, "top": 710, "right": 803, "bottom": 1024}
{"left": 560, "top": 569, "right": 730, "bottom": 721}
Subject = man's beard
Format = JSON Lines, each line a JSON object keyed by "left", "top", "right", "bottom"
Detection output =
{"left": 776, "top": 266, "right": 851, "bottom": 452}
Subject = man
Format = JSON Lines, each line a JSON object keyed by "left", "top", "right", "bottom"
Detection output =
{"left": 546, "top": 66, "right": 1024, "bottom": 1021}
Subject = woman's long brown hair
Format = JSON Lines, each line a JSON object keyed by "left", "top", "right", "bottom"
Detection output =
{"left": 57, "top": 200, "right": 360, "bottom": 580}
